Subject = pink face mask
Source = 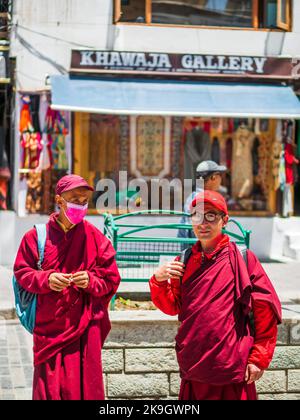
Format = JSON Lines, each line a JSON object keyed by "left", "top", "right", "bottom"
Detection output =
{"left": 63, "top": 201, "right": 88, "bottom": 225}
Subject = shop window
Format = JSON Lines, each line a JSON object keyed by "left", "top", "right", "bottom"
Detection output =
{"left": 151, "top": 0, "right": 253, "bottom": 27}
{"left": 277, "top": 0, "right": 290, "bottom": 30}
{"left": 262, "top": 0, "right": 290, "bottom": 29}
{"left": 74, "top": 113, "right": 184, "bottom": 213}
{"left": 114, "top": 0, "right": 292, "bottom": 31}
{"left": 182, "top": 117, "right": 281, "bottom": 214}
{"left": 119, "top": 0, "right": 147, "bottom": 23}
{"left": 73, "top": 113, "right": 295, "bottom": 216}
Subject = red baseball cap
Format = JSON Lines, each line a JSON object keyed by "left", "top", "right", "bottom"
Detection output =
{"left": 55, "top": 174, "right": 94, "bottom": 196}
{"left": 190, "top": 190, "right": 228, "bottom": 215}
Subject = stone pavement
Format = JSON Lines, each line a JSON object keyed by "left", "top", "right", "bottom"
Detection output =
{"left": 0, "top": 320, "right": 33, "bottom": 400}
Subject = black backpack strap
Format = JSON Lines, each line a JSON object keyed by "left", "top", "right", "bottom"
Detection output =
{"left": 180, "top": 247, "right": 193, "bottom": 266}
{"left": 179, "top": 247, "right": 192, "bottom": 285}
{"left": 238, "top": 246, "right": 255, "bottom": 336}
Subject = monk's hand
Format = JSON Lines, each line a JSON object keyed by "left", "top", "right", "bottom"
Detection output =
{"left": 48, "top": 273, "right": 70, "bottom": 292}
{"left": 72, "top": 271, "right": 90, "bottom": 289}
{"left": 154, "top": 261, "right": 185, "bottom": 282}
{"left": 245, "top": 364, "right": 264, "bottom": 384}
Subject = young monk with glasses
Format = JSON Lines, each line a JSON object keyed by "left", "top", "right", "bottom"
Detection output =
{"left": 150, "top": 190, "right": 281, "bottom": 400}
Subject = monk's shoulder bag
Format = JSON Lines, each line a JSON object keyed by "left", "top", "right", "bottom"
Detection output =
{"left": 12, "top": 224, "right": 47, "bottom": 334}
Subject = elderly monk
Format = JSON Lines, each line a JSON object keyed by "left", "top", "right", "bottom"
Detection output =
{"left": 14, "top": 175, "right": 121, "bottom": 400}
{"left": 150, "top": 190, "right": 281, "bottom": 400}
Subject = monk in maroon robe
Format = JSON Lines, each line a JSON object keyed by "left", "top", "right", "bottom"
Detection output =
{"left": 14, "top": 175, "right": 121, "bottom": 400}
{"left": 150, "top": 190, "right": 281, "bottom": 400}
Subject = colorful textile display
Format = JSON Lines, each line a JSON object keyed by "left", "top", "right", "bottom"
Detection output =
{"left": 19, "top": 93, "right": 71, "bottom": 215}
{"left": 231, "top": 126, "right": 255, "bottom": 199}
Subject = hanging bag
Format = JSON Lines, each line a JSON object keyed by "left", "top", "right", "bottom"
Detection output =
{"left": 12, "top": 224, "right": 47, "bottom": 334}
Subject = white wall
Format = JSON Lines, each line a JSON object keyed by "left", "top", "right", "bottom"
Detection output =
{"left": 0, "top": 212, "right": 295, "bottom": 266}
{"left": 10, "top": 0, "right": 300, "bottom": 90}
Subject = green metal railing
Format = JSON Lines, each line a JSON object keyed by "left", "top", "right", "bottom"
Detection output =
{"left": 103, "top": 210, "right": 251, "bottom": 288}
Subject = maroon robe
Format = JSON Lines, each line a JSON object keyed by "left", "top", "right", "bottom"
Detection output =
{"left": 14, "top": 213, "right": 121, "bottom": 400}
{"left": 175, "top": 241, "right": 281, "bottom": 387}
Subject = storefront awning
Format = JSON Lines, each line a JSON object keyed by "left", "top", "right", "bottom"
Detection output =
{"left": 51, "top": 75, "right": 300, "bottom": 119}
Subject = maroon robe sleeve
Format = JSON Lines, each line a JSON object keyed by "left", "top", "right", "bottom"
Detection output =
{"left": 85, "top": 237, "right": 121, "bottom": 304}
{"left": 149, "top": 275, "right": 181, "bottom": 316}
{"left": 248, "top": 300, "right": 278, "bottom": 370}
{"left": 247, "top": 250, "right": 282, "bottom": 324}
{"left": 14, "top": 229, "right": 55, "bottom": 294}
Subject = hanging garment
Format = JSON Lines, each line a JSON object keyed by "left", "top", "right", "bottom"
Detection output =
{"left": 225, "top": 137, "right": 233, "bottom": 170}
{"left": 0, "top": 127, "right": 5, "bottom": 168}
{"left": 211, "top": 137, "right": 220, "bottom": 164}
{"left": 44, "top": 106, "right": 56, "bottom": 134}
{"left": 0, "top": 179, "right": 8, "bottom": 210}
{"left": 272, "top": 141, "right": 283, "bottom": 191}
{"left": 231, "top": 126, "right": 255, "bottom": 199}
{"left": 184, "top": 127, "right": 211, "bottom": 185}
{"left": 20, "top": 133, "right": 31, "bottom": 169}
{"left": 285, "top": 142, "right": 297, "bottom": 185}
{"left": 0, "top": 149, "right": 11, "bottom": 180}
{"left": 50, "top": 111, "right": 70, "bottom": 170}
{"left": 217, "top": 118, "right": 224, "bottom": 134}
{"left": 39, "top": 94, "right": 49, "bottom": 133}
{"left": 51, "top": 134, "right": 59, "bottom": 169}
{"left": 287, "top": 121, "right": 294, "bottom": 142}
{"left": 228, "top": 119, "right": 234, "bottom": 134}
{"left": 19, "top": 101, "right": 34, "bottom": 133}
{"left": 202, "top": 121, "right": 211, "bottom": 134}
{"left": 29, "top": 133, "right": 42, "bottom": 170}
{"left": 233, "top": 119, "right": 241, "bottom": 131}
{"left": 279, "top": 149, "right": 286, "bottom": 192}
{"left": 54, "top": 111, "right": 69, "bottom": 136}
{"left": 52, "top": 134, "right": 69, "bottom": 170}
{"left": 26, "top": 172, "right": 43, "bottom": 214}
{"left": 248, "top": 118, "right": 254, "bottom": 131}
{"left": 29, "top": 95, "right": 41, "bottom": 133}
{"left": 276, "top": 120, "right": 282, "bottom": 142}
{"left": 37, "top": 134, "right": 51, "bottom": 171}
{"left": 0, "top": 148, "right": 10, "bottom": 211}
{"left": 283, "top": 184, "right": 293, "bottom": 217}
{"left": 57, "top": 135, "right": 69, "bottom": 170}
{"left": 20, "top": 133, "right": 42, "bottom": 170}
{"left": 252, "top": 137, "right": 260, "bottom": 177}
{"left": 0, "top": 54, "right": 6, "bottom": 79}
{"left": 260, "top": 120, "right": 269, "bottom": 132}
{"left": 296, "top": 121, "right": 300, "bottom": 158}
{"left": 254, "top": 119, "right": 261, "bottom": 135}
{"left": 47, "top": 134, "right": 54, "bottom": 167}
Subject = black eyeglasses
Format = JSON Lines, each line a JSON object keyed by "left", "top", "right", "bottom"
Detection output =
{"left": 191, "top": 211, "right": 225, "bottom": 223}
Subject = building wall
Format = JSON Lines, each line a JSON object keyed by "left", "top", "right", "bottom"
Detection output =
{"left": 103, "top": 311, "right": 300, "bottom": 400}
{"left": 10, "top": 0, "right": 300, "bottom": 91}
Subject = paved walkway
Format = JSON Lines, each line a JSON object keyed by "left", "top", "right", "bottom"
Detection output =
{"left": 0, "top": 320, "right": 32, "bottom": 400}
